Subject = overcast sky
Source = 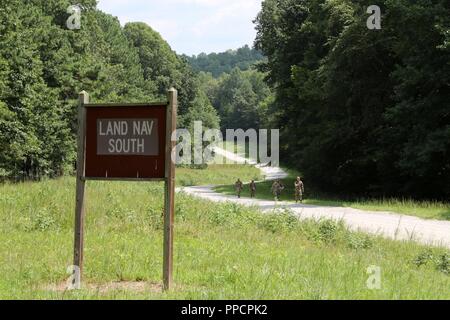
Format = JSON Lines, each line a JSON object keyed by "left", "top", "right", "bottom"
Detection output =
{"left": 96, "top": 0, "right": 263, "bottom": 56}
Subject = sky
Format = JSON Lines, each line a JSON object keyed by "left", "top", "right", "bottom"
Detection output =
{"left": 96, "top": 0, "right": 263, "bottom": 56}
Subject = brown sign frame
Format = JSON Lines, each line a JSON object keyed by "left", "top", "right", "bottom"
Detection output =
{"left": 72, "top": 89, "right": 177, "bottom": 291}
{"left": 84, "top": 103, "right": 167, "bottom": 181}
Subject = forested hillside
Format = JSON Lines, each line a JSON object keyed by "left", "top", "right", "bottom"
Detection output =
{"left": 185, "top": 46, "right": 273, "bottom": 131}
{"left": 0, "top": 0, "right": 218, "bottom": 180}
{"left": 197, "top": 69, "right": 273, "bottom": 131}
{"left": 255, "top": 0, "right": 450, "bottom": 199}
{"left": 185, "top": 45, "right": 265, "bottom": 78}
{"left": 1, "top": 0, "right": 448, "bottom": 201}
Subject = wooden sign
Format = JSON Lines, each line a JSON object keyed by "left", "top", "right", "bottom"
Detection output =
{"left": 84, "top": 104, "right": 167, "bottom": 180}
{"left": 72, "top": 89, "right": 177, "bottom": 291}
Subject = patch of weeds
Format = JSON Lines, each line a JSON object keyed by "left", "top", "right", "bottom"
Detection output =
{"left": 436, "top": 253, "right": 449, "bottom": 275}
{"left": 413, "top": 249, "right": 450, "bottom": 275}
{"left": 175, "top": 202, "right": 188, "bottom": 222}
{"left": 106, "top": 205, "right": 124, "bottom": 219}
{"left": 346, "top": 233, "right": 373, "bottom": 250}
{"left": 147, "top": 207, "right": 163, "bottom": 230}
{"left": 258, "top": 210, "right": 299, "bottom": 233}
{"left": 25, "top": 208, "right": 57, "bottom": 231}
{"left": 208, "top": 203, "right": 239, "bottom": 226}
{"left": 178, "top": 177, "right": 196, "bottom": 187}
{"left": 413, "top": 249, "right": 435, "bottom": 267}
{"left": 317, "top": 220, "right": 340, "bottom": 244}
{"left": 300, "top": 219, "right": 346, "bottom": 245}
{"left": 105, "top": 195, "right": 136, "bottom": 222}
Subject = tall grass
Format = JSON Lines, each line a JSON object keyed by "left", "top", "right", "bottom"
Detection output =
{"left": 0, "top": 174, "right": 448, "bottom": 299}
{"left": 176, "top": 164, "right": 261, "bottom": 186}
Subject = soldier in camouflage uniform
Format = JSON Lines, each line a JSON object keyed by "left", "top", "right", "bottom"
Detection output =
{"left": 249, "top": 180, "right": 257, "bottom": 198}
{"left": 271, "top": 179, "right": 285, "bottom": 201}
{"left": 294, "top": 177, "right": 305, "bottom": 203}
{"left": 235, "top": 179, "right": 243, "bottom": 198}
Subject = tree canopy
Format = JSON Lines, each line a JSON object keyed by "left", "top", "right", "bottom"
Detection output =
{"left": 0, "top": 0, "right": 212, "bottom": 179}
{"left": 255, "top": 0, "right": 450, "bottom": 199}
{"left": 1, "top": 0, "right": 448, "bottom": 201}
{"left": 185, "top": 45, "right": 266, "bottom": 78}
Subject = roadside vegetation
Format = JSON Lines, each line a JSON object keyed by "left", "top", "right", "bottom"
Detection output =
{"left": 177, "top": 165, "right": 261, "bottom": 187}
{"left": 212, "top": 144, "right": 450, "bottom": 221}
{"left": 215, "top": 175, "right": 450, "bottom": 221}
{"left": 0, "top": 171, "right": 449, "bottom": 299}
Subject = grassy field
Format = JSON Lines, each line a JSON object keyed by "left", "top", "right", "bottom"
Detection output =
{"left": 0, "top": 166, "right": 449, "bottom": 299}
{"left": 176, "top": 164, "right": 261, "bottom": 186}
{"left": 215, "top": 169, "right": 450, "bottom": 221}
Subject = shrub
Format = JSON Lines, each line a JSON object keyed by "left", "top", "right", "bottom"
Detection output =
{"left": 436, "top": 253, "right": 449, "bottom": 275}
{"left": 258, "top": 210, "right": 299, "bottom": 233}
{"left": 413, "top": 249, "right": 435, "bottom": 267}
{"left": 317, "top": 220, "right": 340, "bottom": 244}
{"left": 413, "top": 249, "right": 450, "bottom": 275}
{"left": 347, "top": 233, "right": 374, "bottom": 250}
{"left": 26, "top": 208, "right": 57, "bottom": 231}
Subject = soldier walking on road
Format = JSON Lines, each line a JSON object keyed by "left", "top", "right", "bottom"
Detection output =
{"left": 249, "top": 180, "right": 257, "bottom": 198}
{"left": 271, "top": 179, "right": 285, "bottom": 201}
{"left": 235, "top": 179, "right": 243, "bottom": 198}
{"left": 294, "top": 176, "right": 305, "bottom": 203}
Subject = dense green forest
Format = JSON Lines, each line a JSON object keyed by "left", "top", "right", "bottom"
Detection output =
{"left": 255, "top": 0, "right": 450, "bottom": 199}
{"left": 1, "top": 0, "right": 449, "bottom": 201}
{"left": 196, "top": 69, "right": 273, "bottom": 131}
{"left": 0, "top": 0, "right": 219, "bottom": 180}
{"left": 186, "top": 46, "right": 272, "bottom": 131}
{"left": 185, "top": 45, "right": 265, "bottom": 78}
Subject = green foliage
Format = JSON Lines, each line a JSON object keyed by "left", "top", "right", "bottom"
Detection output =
{"left": 1, "top": 176, "right": 450, "bottom": 299}
{"left": 205, "top": 68, "right": 273, "bottom": 131}
{"left": 187, "top": 46, "right": 274, "bottom": 131}
{"left": 437, "top": 254, "right": 450, "bottom": 275}
{"left": 124, "top": 22, "right": 199, "bottom": 117}
{"left": 185, "top": 45, "right": 265, "bottom": 77}
{"left": 346, "top": 233, "right": 374, "bottom": 250}
{"left": 257, "top": 209, "right": 300, "bottom": 233}
{"left": 414, "top": 249, "right": 450, "bottom": 275}
{"left": 0, "top": 1, "right": 207, "bottom": 180}
{"left": 215, "top": 168, "right": 450, "bottom": 220}
{"left": 25, "top": 208, "right": 58, "bottom": 232}
{"left": 254, "top": 0, "right": 450, "bottom": 199}
{"left": 181, "top": 90, "right": 220, "bottom": 131}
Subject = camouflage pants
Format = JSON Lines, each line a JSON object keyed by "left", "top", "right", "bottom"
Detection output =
{"left": 295, "top": 189, "right": 303, "bottom": 201}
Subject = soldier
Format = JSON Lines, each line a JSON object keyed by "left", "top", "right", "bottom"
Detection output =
{"left": 294, "top": 176, "right": 305, "bottom": 203}
{"left": 235, "top": 179, "right": 243, "bottom": 198}
{"left": 249, "top": 180, "right": 257, "bottom": 198}
{"left": 271, "top": 179, "right": 285, "bottom": 201}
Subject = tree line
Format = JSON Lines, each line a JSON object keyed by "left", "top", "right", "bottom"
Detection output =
{"left": 2, "top": 0, "right": 448, "bottom": 201}
{"left": 184, "top": 45, "right": 265, "bottom": 78}
{"left": 187, "top": 45, "right": 274, "bottom": 132}
{"left": 0, "top": 0, "right": 219, "bottom": 180}
{"left": 254, "top": 0, "right": 449, "bottom": 199}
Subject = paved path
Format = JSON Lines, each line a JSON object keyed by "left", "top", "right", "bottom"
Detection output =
{"left": 180, "top": 147, "right": 450, "bottom": 249}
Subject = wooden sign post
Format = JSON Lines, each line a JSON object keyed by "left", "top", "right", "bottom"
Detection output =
{"left": 72, "top": 89, "right": 177, "bottom": 291}
{"left": 164, "top": 88, "right": 177, "bottom": 291}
